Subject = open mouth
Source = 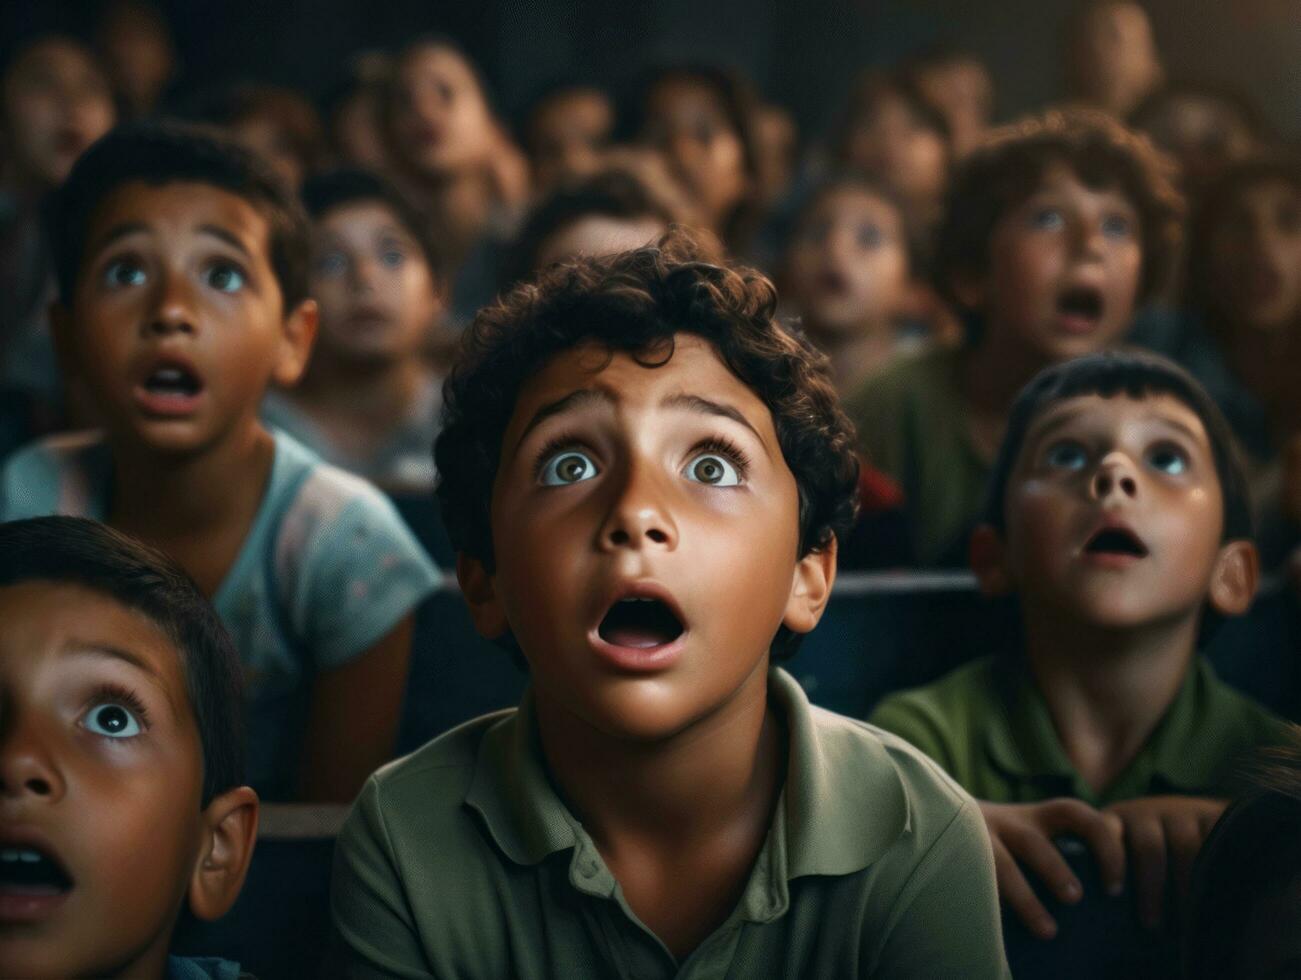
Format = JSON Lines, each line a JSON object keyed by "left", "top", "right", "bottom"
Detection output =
{"left": 142, "top": 363, "right": 204, "bottom": 399}
{"left": 1057, "top": 285, "right": 1104, "bottom": 325}
{"left": 597, "top": 597, "right": 685, "bottom": 649}
{"left": 1084, "top": 526, "right": 1148, "bottom": 558}
{"left": 0, "top": 845, "right": 74, "bottom": 896}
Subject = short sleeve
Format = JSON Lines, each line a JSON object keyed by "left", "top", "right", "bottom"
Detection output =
{"left": 869, "top": 799, "right": 1010, "bottom": 978}
{"left": 868, "top": 694, "right": 957, "bottom": 775}
{"left": 286, "top": 471, "right": 440, "bottom": 669}
{"left": 0, "top": 439, "right": 64, "bottom": 520}
{"left": 329, "top": 777, "right": 434, "bottom": 980}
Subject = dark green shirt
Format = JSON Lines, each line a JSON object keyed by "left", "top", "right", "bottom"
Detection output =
{"left": 869, "top": 655, "right": 1285, "bottom": 806}
{"left": 330, "top": 668, "right": 1010, "bottom": 978}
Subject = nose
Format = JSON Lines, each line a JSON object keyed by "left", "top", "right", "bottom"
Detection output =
{"left": 350, "top": 255, "right": 381, "bottom": 293}
{"left": 598, "top": 460, "right": 679, "bottom": 553}
{"left": 145, "top": 270, "right": 198, "bottom": 338}
{"left": 0, "top": 712, "right": 65, "bottom": 805}
{"left": 1075, "top": 217, "right": 1108, "bottom": 261}
{"left": 1091, "top": 453, "right": 1138, "bottom": 501}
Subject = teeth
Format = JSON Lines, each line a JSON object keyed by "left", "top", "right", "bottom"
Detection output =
{"left": 0, "top": 849, "right": 41, "bottom": 863}
{"left": 154, "top": 368, "right": 184, "bottom": 382}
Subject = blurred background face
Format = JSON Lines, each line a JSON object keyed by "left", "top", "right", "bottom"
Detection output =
{"left": 333, "top": 86, "right": 389, "bottom": 172}
{"left": 785, "top": 186, "right": 909, "bottom": 336}
{"left": 309, "top": 201, "right": 441, "bottom": 363}
{"left": 527, "top": 87, "right": 613, "bottom": 192}
{"left": 1069, "top": 1, "right": 1163, "bottom": 116}
{"left": 842, "top": 91, "right": 948, "bottom": 216}
{"left": 1208, "top": 179, "right": 1301, "bottom": 334}
{"left": 911, "top": 57, "right": 992, "bottom": 159}
{"left": 230, "top": 111, "right": 307, "bottom": 190}
{"left": 389, "top": 43, "right": 496, "bottom": 179}
{"left": 96, "top": 1, "right": 175, "bottom": 118}
{"left": 640, "top": 75, "right": 749, "bottom": 231}
{"left": 2, "top": 37, "right": 116, "bottom": 189}
{"left": 1137, "top": 93, "right": 1257, "bottom": 194}
{"left": 754, "top": 103, "right": 797, "bottom": 205}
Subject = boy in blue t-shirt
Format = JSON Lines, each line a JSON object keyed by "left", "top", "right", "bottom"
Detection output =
{"left": 0, "top": 123, "right": 439, "bottom": 802}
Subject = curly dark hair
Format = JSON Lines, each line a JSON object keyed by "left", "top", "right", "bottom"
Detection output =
{"left": 932, "top": 108, "right": 1184, "bottom": 312}
{"left": 435, "top": 227, "right": 860, "bottom": 658}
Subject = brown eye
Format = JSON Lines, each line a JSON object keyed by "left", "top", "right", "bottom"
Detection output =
{"left": 685, "top": 453, "right": 740, "bottom": 486}
{"left": 540, "top": 450, "right": 598, "bottom": 486}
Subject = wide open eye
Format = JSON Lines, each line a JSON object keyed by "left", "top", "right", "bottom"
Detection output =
{"left": 540, "top": 449, "right": 599, "bottom": 486}
{"left": 683, "top": 453, "right": 741, "bottom": 486}
{"left": 1102, "top": 212, "right": 1134, "bottom": 239}
{"left": 1147, "top": 443, "right": 1189, "bottom": 475}
{"left": 206, "top": 262, "right": 246, "bottom": 293}
{"left": 1044, "top": 440, "right": 1088, "bottom": 471}
{"left": 83, "top": 703, "right": 142, "bottom": 739}
{"left": 1030, "top": 207, "right": 1065, "bottom": 231}
{"left": 103, "top": 258, "right": 146, "bottom": 288}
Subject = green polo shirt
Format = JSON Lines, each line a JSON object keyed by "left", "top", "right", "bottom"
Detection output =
{"left": 868, "top": 655, "right": 1285, "bottom": 806}
{"left": 330, "top": 667, "right": 1010, "bottom": 979}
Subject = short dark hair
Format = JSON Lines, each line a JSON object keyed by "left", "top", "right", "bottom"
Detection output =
{"left": 1185, "top": 728, "right": 1301, "bottom": 980}
{"left": 509, "top": 168, "right": 680, "bottom": 282}
{"left": 932, "top": 108, "right": 1183, "bottom": 312}
{"left": 832, "top": 68, "right": 954, "bottom": 164}
{"left": 47, "top": 120, "right": 311, "bottom": 310}
{"left": 188, "top": 82, "right": 325, "bottom": 177}
{"left": 0, "top": 517, "right": 244, "bottom": 805}
{"left": 982, "top": 349, "right": 1252, "bottom": 544}
{"left": 435, "top": 227, "right": 860, "bottom": 659}
{"left": 301, "top": 168, "right": 446, "bottom": 284}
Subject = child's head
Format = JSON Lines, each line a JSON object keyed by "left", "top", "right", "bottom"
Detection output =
{"left": 302, "top": 168, "right": 444, "bottom": 366}
{"left": 192, "top": 82, "right": 325, "bottom": 191}
{"left": 973, "top": 350, "right": 1256, "bottom": 634}
{"left": 833, "top": 71, "right": 951, "bottom": 227}
{"left": 323, "top": 52, "right": 393, "bottom": 173}
{"left": 1130, "top": 83, "right": 1264, "bottom": 196}
{"left": 0, "top": 516, "right": 256, "bottom": 979}
{"left": 510, "top": 167, "right": 681, "bottom": 282}
{"left": 933, "top": 109, "right": 1182, "bottom": 362}
{"left": 902, "top": 45, "right": 995, "bottom": 160}
{"left": 435, "top": 228, "right": 858, "bottom": 738}
{"left": 46, "top": 121, "right": 317, "bottom": 456}
{"left": 1186, "top": 730, "right": 1301, "bottom": 980}
{"left": 625, "top": 65, "right": 760, "bottom": 239}
{"left": 94, "top": 0, "right": 176, "bottom": 119}
{"left": 754, "top": 102, "right": 798, "bottom": 205}
{"left": 1187, "top": 156, "right": 1301, "bottom": 338}
{"left": 1, "top": 35, "right": 116, "bottom": 190}
{"left": 1064, "top": 0, "right": 1163, "bottom": 117}
{"left": 523, "top": 81, "right": 614, "bottom": 192}
{"left": 781, "top": 175, "right": 910, "bottom": 341}
{"left": 384, "top": 37, "right": 499, "bottom": 183}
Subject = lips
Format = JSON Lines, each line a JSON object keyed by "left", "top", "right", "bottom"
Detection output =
{"left": 133, "top": 356, "right": 206, "bottom": 417}
{"left": 1056, "top": 284, "right": 1105, "bottom": 334}
{"left": 1083, "top": 523, "right": 1148, "bottom": 560}
{"left": 590, "top": 583, "right": 687, "bottom": 671}
{"left": 0, "top": 837, "right": 74, "bottom": 923}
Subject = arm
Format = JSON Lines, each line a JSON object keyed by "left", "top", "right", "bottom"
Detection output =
{"left": 299, "top": 616, "right": 414, "bottom": 803}
{"left": 871, "top": 799, "right": 1011, "bottom": 978}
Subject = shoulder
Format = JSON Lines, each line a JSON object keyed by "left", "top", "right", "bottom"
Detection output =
{"left": 0, "top": 431, "right": 106, "bottom": 519}
{"left": 849, "top": 348, "right": 961, "bottom": 415}
{"left": 1196, "top": 658, "right": 1287, "bottom": 743}
{"left": 870, "top": 657, "right": 999, "bottom": 732}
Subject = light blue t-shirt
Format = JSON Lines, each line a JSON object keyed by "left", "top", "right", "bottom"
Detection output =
{"left": 0, "top": 428, "right": 441, "bottom": 799}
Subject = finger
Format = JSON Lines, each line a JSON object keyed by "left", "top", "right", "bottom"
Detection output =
{"left": 993, "top": 839, "right": 1058, "bottom": 940}
{"left": 1124, "top": 815, "right": 1168, "bottom": 930}
{"left": 1040, "top": 798, "right": 1127, "bottom": 896}
{"left": 1165, "top": 815, "right": 1204, "bottom": 910}
{"left": 1002, "top": 823, "right": 1084, "bottom": 906}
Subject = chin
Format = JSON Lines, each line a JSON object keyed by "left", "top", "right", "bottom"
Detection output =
{"left": 576, "top": 682, "right": 713, "bottom": 743}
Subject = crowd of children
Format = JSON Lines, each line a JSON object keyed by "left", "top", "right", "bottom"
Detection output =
{"left": 3, "top": 1, "right": 1301, "bottom": 977}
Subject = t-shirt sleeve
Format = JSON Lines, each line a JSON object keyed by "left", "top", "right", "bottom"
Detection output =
{"left": 291, "top": 481, "right": 440, "bottom": 670}
{"left": 868, "top": 694, "right": 957, "bottom": 775}
{"left": 0, "top": 441, "right": 60, "bottom": 520}
{"left": 329, "top": 777, "right": 434, "bottom": 979}
{"left": 868, "top": 798, "right": 1010, "bottom": 979}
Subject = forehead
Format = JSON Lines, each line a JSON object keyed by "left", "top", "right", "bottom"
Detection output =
{"left": 809, "top": 184, "right": 900, "bottom": 221}
{"left": 504, "top": 334, "right": 775, "bottom": 440}
{"left": 6, "top": 39, "right": 101, "bottom": 86}
{"left": 86, "top": 180, "right": 272, "bottom": 253}
{"left": 647, "top": 77, "right": 729, "bottom": 119}
{"left": 1025, "top": 160, "right": 1133, "bottom": 206}
{"left": 0, "top": 580, "right": 189, "bottom": 697}
{"left": 402, "top": 46, "right": 480, "bottom": 89}
{"left": 318, "top": 199, "right": 406, "bottom": 236}
{"left": 1020, "top": 391, "right": 1212, "bottom": 453}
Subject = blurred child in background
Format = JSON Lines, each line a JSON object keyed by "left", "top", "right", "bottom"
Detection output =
{"left": 323, "top": 51, "right": 393, "bottom": 173}
{"left": 523, "top": 80, "right": 614, "bottom": 193}
{"left": 192, "top": 82, "right": 325, "bottom": 191}
{"left": 1064, "top": 0, "right": 1164, "bottom": 119}
{"left": 94, "top": 0, "right": 177, "bottom": 120}
{"left": 903, "top": 45, "right": 995, "bottom": 161}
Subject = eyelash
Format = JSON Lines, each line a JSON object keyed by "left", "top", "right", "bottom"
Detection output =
{"left": 87, "top": 683, "right": 151, "bottom": 731}
{"left": 529, "top": 432, "right": 753, "bottom": 479}
{"left": 531, "top": 430, "right": 589, "bottom": 480}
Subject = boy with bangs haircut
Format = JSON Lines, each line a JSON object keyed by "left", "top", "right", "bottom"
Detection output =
{"left": 0, "top": 123, "right": 440, "bottom": 803}
{"left": 329, "top": 229, "right": 1010, "bottom": 978}
{"left": 848, "top": 108, "right": 1183, "bottom": 565}
{"left": 870, "top": 350, "right": 1285, "bottom": 945}
{"left": 0, "top": 517, "right": 257, "bottom": 980}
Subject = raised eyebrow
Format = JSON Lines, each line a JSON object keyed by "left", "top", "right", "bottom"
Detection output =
{"left": 198, "top": 224, "right": 253, "bottom": 259}
{"left": 1143, "top": 414, "right": 1204, "bottom": 446}
{"left": 660, "top": 393, "right": 773, "bottom": 458}
{"left": 87, "top": 221, "right": 150, "bottom": 257}
{"left": 63, "top": 643, "right": 182, "bottom": 719}
{"left": 514, "top": 388, "right": 612, "bottom": 449}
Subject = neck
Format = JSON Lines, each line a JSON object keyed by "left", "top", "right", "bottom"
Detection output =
{"left": 1021, "top": 603, "right": 1200, "bottom": 794}
{"left": 294, "top": 350, "right": 426, "bottom": 428}
{"left": 534, "top": 659, "right": 783, "bottom": 852}
{"left": 108, "top": 419, "right": 274, "bottom": 542}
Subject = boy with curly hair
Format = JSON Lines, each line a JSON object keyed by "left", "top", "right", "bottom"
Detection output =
{"left": 329, "top": 229, "right": 1009, "bottom": 978}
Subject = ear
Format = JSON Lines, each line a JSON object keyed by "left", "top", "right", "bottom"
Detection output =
{"left": 456, "top": 553, "right": 510, "bottom": 639}
{"left": 1207, "top": 539, "right": 1259, "bottom": 617}
{"left": 188, "top": 785, "right": 259, "bottom": 922}
{"left": 782, "top": 537, "right": 837, "bottom": 635}
{"left": 271, "top": 297, "right": 319, "bottom": 389}
{"left": 969, "top": 524, "right": 1014, "bottom": 596}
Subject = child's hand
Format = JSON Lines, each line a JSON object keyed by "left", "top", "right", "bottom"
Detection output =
{"left": 979, "top": 799, "right": 1126, "bottom": 940}
{"left": 1101, "top": 795, "right": 1226, "bottom": 931}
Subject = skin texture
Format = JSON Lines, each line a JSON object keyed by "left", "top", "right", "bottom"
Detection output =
{"left": 1, "top": 37, "right": 116, "bottom": 189}
{"left": 641, "top": 77, "right": 749, "bottom": 234}
{"left": 527, "top": 88, "right": 614, "bottom": 191}
{"left": 912, "top": 58, "right": 993, "bottom": 160}
{"left": 458, "top": 335, "right": 835, "bottom": 957}
{"left": 1209, "top": 179, "right": 1301, "bottom": 335}
{"left": 0, "top": 582, "right": 257, "bottom": 980}
{"left": 51, "top": 181, "right": 406, "bottom": 802}
{"left": 842, "top": 91, "right": 948, "bottom": 226}
{"left": 533, "top": 214, "right": 668, "bottom": 271}
{"left": 1068, "top": 1, "right": 1163, "bottom": 117}
{"left": 96, "top": 3, "right": 175, "bottom": 119}
{"left": 970, "top": 393, "right": 1256, "bottom": 940}
{"left": 389, "top": 44, "right": 497, "bottom": 179}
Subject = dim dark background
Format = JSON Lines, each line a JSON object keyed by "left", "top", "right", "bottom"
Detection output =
{"left": 4, "top": 0, "right": 1300, "bottom": 141}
